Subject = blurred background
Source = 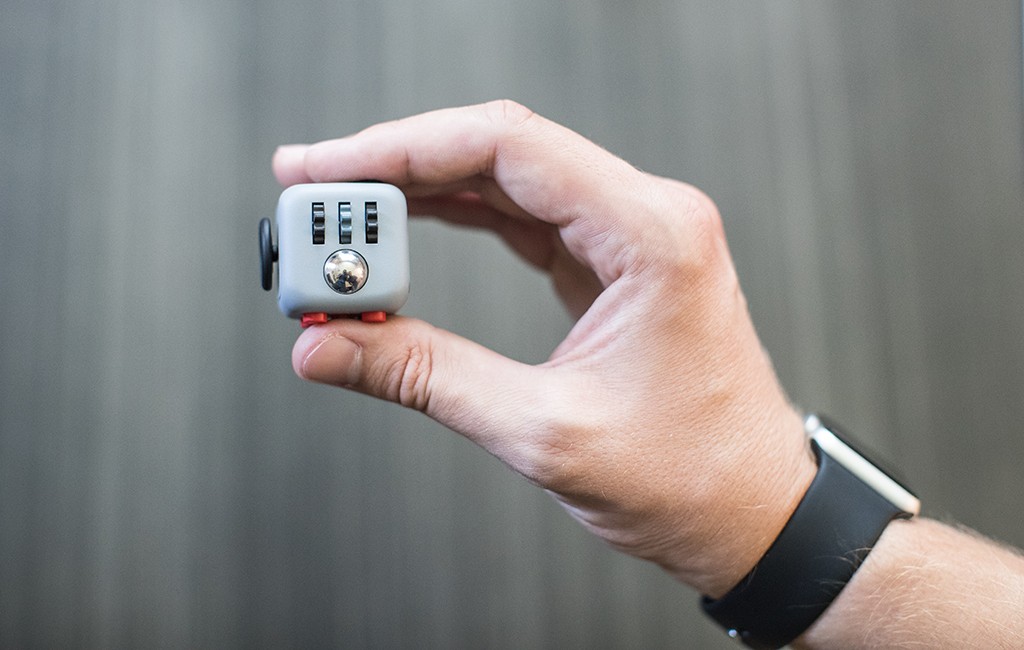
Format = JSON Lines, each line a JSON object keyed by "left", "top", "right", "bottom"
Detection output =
{"left": 2, "top": 1, "right": 1023, "bottom": 647}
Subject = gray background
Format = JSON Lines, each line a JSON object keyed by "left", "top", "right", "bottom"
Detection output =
{"left": 2, "top": 1, "right": 1023, "bottom": 648}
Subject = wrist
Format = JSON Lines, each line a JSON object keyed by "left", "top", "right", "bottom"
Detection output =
{"left": 701, "top": 414, "right": 924, "bottom": 648}
{"left": 689, "top": 407, "right": 818, "bottom": 598}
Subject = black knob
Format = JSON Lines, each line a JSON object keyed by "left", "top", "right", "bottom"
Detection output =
{"left": 259, "top": 218, "right": 278, "bottom": 291}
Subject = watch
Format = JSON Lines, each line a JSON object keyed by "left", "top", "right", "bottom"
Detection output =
{"left": 700, "top": 414, "right": 921, "bottom": 649}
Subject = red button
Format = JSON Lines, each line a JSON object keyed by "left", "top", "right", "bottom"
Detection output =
{"left": 301, "top": 312, "right": 330, "bottom": 328}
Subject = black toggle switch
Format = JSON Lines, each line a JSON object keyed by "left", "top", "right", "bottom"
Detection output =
{"left": 365, "top": 202, "right": 378, "bottom": 244}
{"left": 339, "top": 202, "right": 352, "bottom": 244}
{"left": 312, "top": 202, "right": 325, "bottom": 244}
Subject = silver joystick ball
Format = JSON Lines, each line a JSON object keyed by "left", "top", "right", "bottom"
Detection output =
{"left": 324, "top": 249, "right": 368, "bottom": 294}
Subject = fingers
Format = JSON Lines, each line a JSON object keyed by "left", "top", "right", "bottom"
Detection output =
{"left": 273, "top": 102, "right": 728, "bottom": 308}
{"left": 272, "top": 101, "right": 656, "bottom": 285}
{"left": 292, "top": 317, "right": 555, "bottom": 460}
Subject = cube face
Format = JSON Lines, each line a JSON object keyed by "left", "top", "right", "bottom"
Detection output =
{"left": 275, "top": 183, "right": 409, "bottom": 319}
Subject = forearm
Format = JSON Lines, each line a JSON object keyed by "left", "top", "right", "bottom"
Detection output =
{"left": 795, "top": 517, "right": 1024, "bottom": 648}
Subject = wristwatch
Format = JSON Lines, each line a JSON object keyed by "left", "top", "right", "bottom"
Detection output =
{"left": 701, "top": 414, "right": 921, "bottom": 649}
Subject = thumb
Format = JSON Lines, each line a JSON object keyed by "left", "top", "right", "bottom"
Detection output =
{"left": 292, "top": 316, "right": 550, "bottom": 453}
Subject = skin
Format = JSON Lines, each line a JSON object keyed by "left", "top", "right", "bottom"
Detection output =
{"left": 273, "top": 101, "right": 1024, "bottom": 647}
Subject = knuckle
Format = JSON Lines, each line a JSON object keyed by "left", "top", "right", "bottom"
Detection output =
{"left": 643, "top": 178, "right": 730, "bottom": 279}
{"left": 379, "top": 338, "right": 435, "bottom": 412}
{"left": 481, "top": 99, "right": 536, "bottom": 128}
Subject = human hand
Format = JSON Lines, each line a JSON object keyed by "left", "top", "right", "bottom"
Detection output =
{"left": 272, "top": 101, "right": 817, "bottom": 598}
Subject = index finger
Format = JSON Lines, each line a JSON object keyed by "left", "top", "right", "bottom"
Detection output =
{"left": 272, "top": 101, "right": 685, "bottom": 285}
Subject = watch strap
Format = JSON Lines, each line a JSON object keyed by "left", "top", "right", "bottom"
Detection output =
{"left": 700, "top": 437, "right": 912, "bottom": 649}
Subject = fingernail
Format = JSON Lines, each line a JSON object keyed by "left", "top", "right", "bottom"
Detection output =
{"left": 301, "top": 335, "right": 362, "bottom": 386}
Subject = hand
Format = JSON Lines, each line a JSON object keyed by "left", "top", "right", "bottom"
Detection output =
{"left": 272, "top": 100, "right": 817, "bottom": 597}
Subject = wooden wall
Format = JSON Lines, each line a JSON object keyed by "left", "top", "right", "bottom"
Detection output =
{"left": 2, "top": 1, "right": 1022, "bottom": 647}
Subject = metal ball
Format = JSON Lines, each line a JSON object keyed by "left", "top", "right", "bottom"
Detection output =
{"left": 323, "top": 249, "right": 368, "bottom": 294}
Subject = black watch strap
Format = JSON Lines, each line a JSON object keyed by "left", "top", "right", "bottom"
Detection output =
{"left": 700, "top": 416, "right": 918, "bottom": 649}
